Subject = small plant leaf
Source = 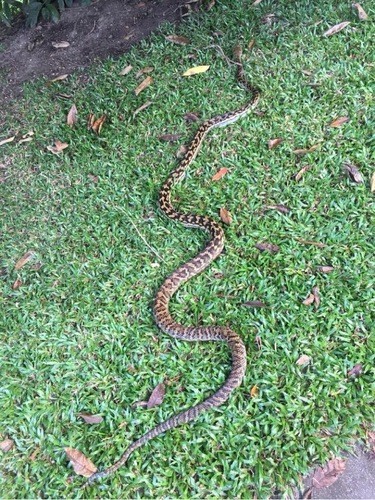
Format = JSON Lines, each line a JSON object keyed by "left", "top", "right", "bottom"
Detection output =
{"left": 212, "top": 167, "right": 228, "bottom": 181}
{"left": 312, "top": 458, "right": 346, "bottom": 489}
{"left": 67, "top": 104, "right": 77, "bottom": 127}
{"left": 323, "top": 22, "right": 350, "bottom": 37}
{"left": 183, "top": 65, "right": 210, "bottom": 77}
{"left": 347, "top": 363, "right": 363, "bottom": 378}
{"left": 134, "top": 76, "right": 153, "bottom": 96}
{"left": 65, "top": 448, "right": 97, "bottom": 477}
{"left": 78, "top": 413, "right": 103, "bottom": 424}
{"left": 165, "top": 35, "right": 190, "bottom": 45}
{"left": 0, "top": 439, "right": 14, "bottom": 452}
{"left": 219, "top": 207, "right": 232, "bottom": 225}
{"left": 15, "top": 251, "right": 35, "bottom": 270}
{"left": 147, "top": 382, "right": 165, "bottom": 409}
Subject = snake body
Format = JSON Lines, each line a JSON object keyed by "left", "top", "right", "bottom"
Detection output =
{"left": 87, "top": 47, "right": 260, "bottom": 484}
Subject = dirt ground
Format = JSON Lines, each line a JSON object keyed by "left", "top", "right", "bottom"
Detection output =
{"left": 0, "top": 0, "right": 199, "bottom": 104}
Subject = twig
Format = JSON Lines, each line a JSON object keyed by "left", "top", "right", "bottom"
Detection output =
{"left": 128, "top": 218, "right": 165, "bottom": 262}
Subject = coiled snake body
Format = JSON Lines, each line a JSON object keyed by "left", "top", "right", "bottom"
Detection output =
{"left": 88, "top": 47, "right": 260, "bottom": 484}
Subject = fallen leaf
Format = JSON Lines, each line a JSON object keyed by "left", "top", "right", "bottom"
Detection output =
{"left": 347, "top": 363, "right": 363, "bottom": 378}
{"left": 268, "top": 138, "right": 283, "bottom": 149}
{"left": 78, "top": 413, "right": 103, "bottom": 424}
{"left": 368, "top": 431, "right": 375, "bottom": 452}
{"left": 295, "top": 164, "right": 312, "bottom": 181}
{"left": 47, "top": 140, "right": 69, "bottom": 154}
{"left": 67, "top": 104, "right": 77, "bottom": 127}
{"left": 317, "top": 266, "right": 334, "bottom": 273}
{"left": 330, "top": 116, "right": 349, "bottom": 128}
{"left": 353, "top": 3, "right": 368, "bottom": 21}
{"left": 29, "top": 447, "right": 40, "bottom": 461}
{"left": 250, "top": 385, "right": 259, "bottom": 397}
{"left": 87, "top": 113, "right": 95, "bottom": 129}
{"left": 52, "top": 41, "right": 70, "bottom": 48}
{"left": 264, "top": 204, "right": 290, "bottom": 214}
{"left": 371, "top": 172, "right": 375, "bottom": 193}
{"left": 255, "top": 242, "right": 279, "bottom": 253}
{"left": 255, "top": 335, "right": 262, "bottom": 350}
{"left": 0, "top": 135, "right": 16, "bottom": 147}
{"left": 135, "top": 67, "right": 154, "bottom": 78}
{"left": 91, "top": 115, "right": 106, "bottom": 135}
{"left": 134, "top": 76, "right": 153, "bottom": 96}
{"left": 323, "top": 22, "right": 350, "bottom": 37}
{"left": 184, "top": 112, "right": 199, "bottom": 122}
{"left": 293, "top": 144, "right": 320, "bottom": 155}
{"left": 159, "top": 133, "right": 182, "bottom": 142}
{"left": 212, "top": 167, "right": 228, "bottom": 181}
{"left": 312, "top": 286, "right": 320, "bottom": 308}
{"left": 183, "top": 65, "right": 210, "bottom": 77}
{"left": 133, "top": 101, "right": 153, "bottom": 117}
{"left": 15, "top": 251, "right": 35, "bottom": 270}
{"left": 248, "top": 39, "right": 256, "bottom": 51}
{"left": 219, "top": 207, "right": 232, "bottom": 225}
{"left": 252, "top": 0, "right": 263, "bottom": 5}
{"left": 147, "top": 382, "right": 165, "bottom": 409}
{"left": 50, "top": 74, "right": 69, "bottom": 82}
{"left": 176, "top": 144, "right": 188, "bottom": 159}
{"left": 119, "top": 64, "right": 133, "bottom": 76}
{"left": 303, "top": 294, "right": 315, "bottom": 306}
{"left": 0, "top": 439, "right": 14, "bottom": 452}
{"left": 312, "top": 458, "right": 346, "bottom": 489}
{"left": 296, "top": 354, "right": 311, "bottom": 366}
{"left": 12, "top": 278, "right": 22, "bottom": 290}
{"left": 165, "top": 35, "right": 190, "bottom": 45}
{"left": 205, "top": 0, "right": 216, "bottom": 12}
{"left": 344, "top": 162, "right": 364, "bottom": 183}
{"left": 19, "top": 131, "right": 34, "bottom": 144}
{"left": 65, "top": 448, "right": 97, "bottom": 477}
{"left": 296, "top": 238, "right": 326, "bottom": 248}
{"left": 243, "top": 300, "right": 267, "bottom": 308}
{"left": 88, "top": 174, "right": 98, "bottom": 183}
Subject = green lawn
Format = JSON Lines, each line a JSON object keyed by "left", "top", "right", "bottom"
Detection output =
{"left": 1, "top": 0, "right": 374, "bottom": 497}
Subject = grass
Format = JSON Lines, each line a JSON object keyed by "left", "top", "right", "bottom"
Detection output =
{"left": 1, "top": 0, "right": 374, "bottom": 497}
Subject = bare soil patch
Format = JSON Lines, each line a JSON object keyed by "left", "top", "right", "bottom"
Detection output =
{"left": 0, "top": 0, "right": 192, "bottom": 104}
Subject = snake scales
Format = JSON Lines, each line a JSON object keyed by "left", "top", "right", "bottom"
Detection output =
{"left": 87, "top": 46, "right": 260, "bottom": 485}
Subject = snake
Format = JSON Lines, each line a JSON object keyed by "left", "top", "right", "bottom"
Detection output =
{"left": 87, "top": 46, "right": 260, "bottom": 485}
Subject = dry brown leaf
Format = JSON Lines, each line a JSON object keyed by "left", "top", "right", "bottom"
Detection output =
{"left": 312, "top": 458, "right": 346, "bottom": 489}
{"left": 184, "top": 112, "right": 199, "bottom": 122}
{"left": 52, "top": 41, "right": 70, "bottom": 48}
{"left": 344, "top": 162, "right": 364, "bottom": 183}
{"left": 353, "top": 3, "right": 368, "bottom": 21}
{"left": 147, "top": 382, "right": 165, "bottom": 409}
{"left": 136, "top": 67, "right": 154, "bottom": 78}
{"left": 368, "top": 431, "right": 375, "bottom": 452}
{"left": 303, "top": 294, "right": 315, "bottom": 306}
{"left": 212, "top": 167, "right": 228, "bottom": 181}
{"left": 65, "top": 447, "right": 97, "bottom": 477}
{"left": 133, "top": 101, "right": 153, "bottom": 117}
{"left": 165, "top": 35, "right": 190, "bottom": 45}
{"left": 12, "top": 278, "right": 22, "bottom": 290}
{"left": 250, "top": 385, "right": 259, "bottom": 397}
{"left": 0, "top": 135, "right": 16, "bottom": 147}
{"left": 296, "top": 238, "right": 326, "bottom": 248}
{"left": 88, "top": 174, "right": 98, "bottom": 183}
{"left": 159, "top": 133, "right": 182, "bottom": 142}
{"left": 252, "top": 0, "right": 263, "bottom": 5}
{"left": 243, "top": 300, "right": 267, "bottom": 308}
{"left": 183, "top": 65, "right": 210, "bottom": 77}
{"left": 317, "top": 266, "right": 334, "bottom": 273}
{"left": 219, "top": 207, "right": 232, "bottom": 225}
{"left": 119, "top": 64, "right": 133, "bottom": 76}
{"left": 248, "top": 39, "right": 256, "bottom": 51}
{"left": 264, "top": 204, "right": 290, "bottom": 214}
{"left": 47, "top": 139, "right": 69, "bottom": 154}
{"left": 293, "top": 144, "right": 320, "bottom": 155}
{"left": 15, "top": 251, "right": 35, "bottom": 270}
{"left": 134, "top": 76, "right": 153, "bottom": 96}
{"left": 78, "top": 413, "right": 103, "bottom": 424}
{"left": 67, "top": 104, "right": 77, "bottom": 127}
{"left": 176, "top": 144, "right": 188, "bottom": 159}
{"left": 205, "top": 0, "right": 216, "bottom": 12}
{"left": 0, "top": 439, "right": 14, "bottom": 452}
{"left": 323, "top": 22, "right": 350, "bottom": 37}
{"left": 330, "top": 116, "right": 349, "bottom": 128}
{"left": 295, "top": 164, "right": 312, "bottom": 181}
{"left": 296, "top": 354, "right": 311, "bottom": 366}
{"left": 268, "top": 138, "right": 283, "bottom": 149}
{"left": 347, "top": 363, "right": 363, "bottom": 378}
{"left": 255, "top": 242, "right": 280, "bottom": 253}
{"left": 19, "top": 131, "right": 34, "bottom": 144}
{"left": 50, "top": 74, "right": 69, "bottom": 82}
{"left": 29, "top": 447, "right": 40, "bottom": 461}
{"left": 371, "top": 172, "right": 375, "bottom": 193}
{"left": 91, "top": 115, "right": 106, "bottom": 135}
